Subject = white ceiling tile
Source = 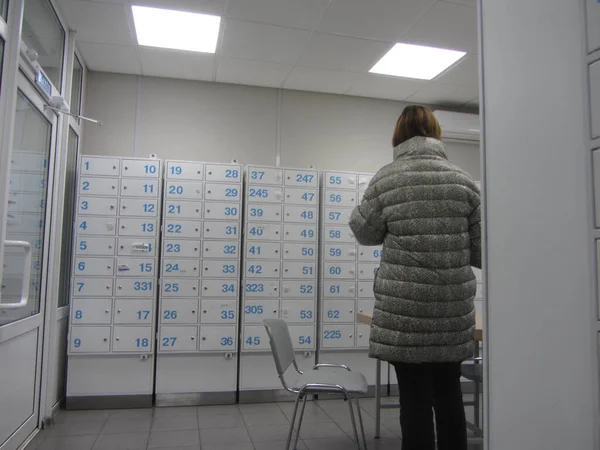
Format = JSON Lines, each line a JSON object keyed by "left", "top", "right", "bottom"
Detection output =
{"left": 226, "top": 0, "right": 330, "bottom": 30}
{"left": 76, "top": 42, "right": 141, "bottom": 74}
{"left": 402, "top": 1, "right": 478, "bottom": 53}
{"left": 55, "top": 0, "right": 134, "bottom": 46}
{"left": 296, "top": 33, "right": 391, "bottom": 72}
{"left": 434, "top": 54, "right": 479, "bottom": 86}
{"left": 140, "top": 48, "right": 215, "bottom": 81}
{"left": 407, "top": 82, "right": 479, "bottom": 105}
{"left": 346, "top": 74, "right": 425, "bottom": 101}
{"left": 216, "top": 57, "right": 292, "bottom": 88}
{"left": 90, "top": 0, "right": 226, "bottom": 15}
{"left": 284, "top": 66, "right": 364, "bottom": 95}
{"left": 317, "top": 0, "right": 436, "bottom": 42}
{"left": 221, "top": 19, "right": 312, "bottom": 64}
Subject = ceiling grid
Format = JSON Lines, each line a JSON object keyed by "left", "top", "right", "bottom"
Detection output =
{"left": 55, "top": 0, "right": 479, "bottom": 107}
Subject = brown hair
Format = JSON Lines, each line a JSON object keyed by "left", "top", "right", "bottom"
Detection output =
{"left": 392, "top": 105, "right": 442, "bottom": 147}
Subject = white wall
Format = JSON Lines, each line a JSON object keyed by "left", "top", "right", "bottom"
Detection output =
{"left": 481, "top": 0, "right": 597, "bottom": 448}
{"left": 83, "top": 73, "right": 480, "bottom": 179}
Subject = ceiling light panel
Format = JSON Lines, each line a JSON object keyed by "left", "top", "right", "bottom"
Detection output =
{"left": 132, "top": 5, "right": 221, "bottom": 53}
{"left": 370, "top": 43, "right": 466, "bottom": 80}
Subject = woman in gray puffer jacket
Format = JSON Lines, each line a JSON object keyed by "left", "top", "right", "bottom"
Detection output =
{"left": 349, "top": 105, "right": 481, "bottom": 450}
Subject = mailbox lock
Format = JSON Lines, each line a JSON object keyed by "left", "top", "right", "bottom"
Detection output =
{"left": 117, "top": 309, "right": 122, "bottom": 313}
{"left": 202, "top": 310, "right": 207, "bottom": 314}
{"left": 105, "top": 310, "right": 109, "bottom": 313}
{"left": 116, "top": 337, "right": 120, "bottom": 341}
{"left": 224, "top": 353, "right": 233, "bottom": 360}
{"left": 192, "top": 310, "right": 197, "bottom": 314}
{"left": 201, "top": 336, "right": 206, "bottom": 341}
{"left": 191, "top": 336, "right": 196, "bottom": 340}
{"left": 349, "top": 334, "right": 353, "bottom": 338}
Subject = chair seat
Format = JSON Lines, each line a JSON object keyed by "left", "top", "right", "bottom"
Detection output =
{"left": 461, "top": 364, "right": 483, "bottom": 382}
{"left": 289, "top": 368, "right": 368, "bottom": 395}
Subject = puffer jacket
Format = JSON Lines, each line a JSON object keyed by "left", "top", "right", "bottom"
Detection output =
{"left": 349, "top": 136, "right": 481, "bottom": 364}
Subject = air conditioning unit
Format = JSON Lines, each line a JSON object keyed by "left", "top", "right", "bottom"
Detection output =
{"left": 434, "top": 110, "right": 480, "bottom": 143}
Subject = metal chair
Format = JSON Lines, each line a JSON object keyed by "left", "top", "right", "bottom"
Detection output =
{"left": 263, "top": 319, "right": 369, "bottom": 450}
{"left": 462, "top": 356, "right": 483, "bottom": 437}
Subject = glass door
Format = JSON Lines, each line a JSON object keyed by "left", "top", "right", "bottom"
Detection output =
{"left": 0, "top": 70, "right": 58, "bottom": 450}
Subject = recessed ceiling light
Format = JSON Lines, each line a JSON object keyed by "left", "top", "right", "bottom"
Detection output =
{"left": 132, "top": 5, "right": 221, "bottom": 54}
{"left": 369, "top": 43, "right": 466, "bottom": 80}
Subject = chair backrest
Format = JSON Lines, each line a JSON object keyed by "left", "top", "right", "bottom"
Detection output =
{"left": 263, "top": 319, "right": 295, "bottom": 376}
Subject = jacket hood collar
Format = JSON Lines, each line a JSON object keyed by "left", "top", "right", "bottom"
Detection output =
{"left": 393, "top": 136, "right": 448, "bottom": 161}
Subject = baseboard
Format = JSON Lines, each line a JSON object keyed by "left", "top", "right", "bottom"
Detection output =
{"left": 155, "top": 392, "right": 236, "bottom": 407}
{"left": 65, "top": 395, "right": 152, "bottom": 410}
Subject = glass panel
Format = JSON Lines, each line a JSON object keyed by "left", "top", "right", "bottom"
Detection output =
{"left": 70, "top": 55, "right": 82, "bottom": 119}
{"left": 22, "top": 0, "right": 65, "bottom": 90}
{"left": 0, "top": 0, "right": 7, "bottom": 23}
{"left": 1, "top": 91, "right": 52, "bottom": 326}
{"left": 57, "top": 128, "right": 78, "bottom": 308}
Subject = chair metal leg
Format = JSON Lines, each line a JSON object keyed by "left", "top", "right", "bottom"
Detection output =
{"left": 286, "top": 394, "right": 302, "bottom": 450}
{"left": 355, "top": 397, "right": 368, "bottom": 450}
{"left": 375, "top": 359, "right": 381, "bottom": 439}
{"left": 347, "top": 395, "right": 361, "bottom": 450}
{"left": 293, "top": 395, "right": 308, "bottom": 450}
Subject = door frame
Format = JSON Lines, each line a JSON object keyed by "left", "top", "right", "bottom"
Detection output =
{"left": 38, "top": 28, "right": 86, "bottom": 424}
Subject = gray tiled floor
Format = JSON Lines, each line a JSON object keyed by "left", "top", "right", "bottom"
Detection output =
{"left": 27, "top": 399, "right": 483, "bottom": 450}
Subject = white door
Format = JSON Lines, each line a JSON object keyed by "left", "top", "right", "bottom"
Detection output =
{"left": 0, "top": 72, "right": 58, "bottom": 450}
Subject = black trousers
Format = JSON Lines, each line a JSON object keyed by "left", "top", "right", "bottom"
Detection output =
{"left": 392, "top": 362, "right": 467, "bottom": 450}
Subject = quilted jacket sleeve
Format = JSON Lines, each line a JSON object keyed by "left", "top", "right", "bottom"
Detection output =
{"left": 469, "top": 200, "right": 482, "bottom": 269}
{"left": 349, "top": 183, "right": 387, "bottom": 246}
